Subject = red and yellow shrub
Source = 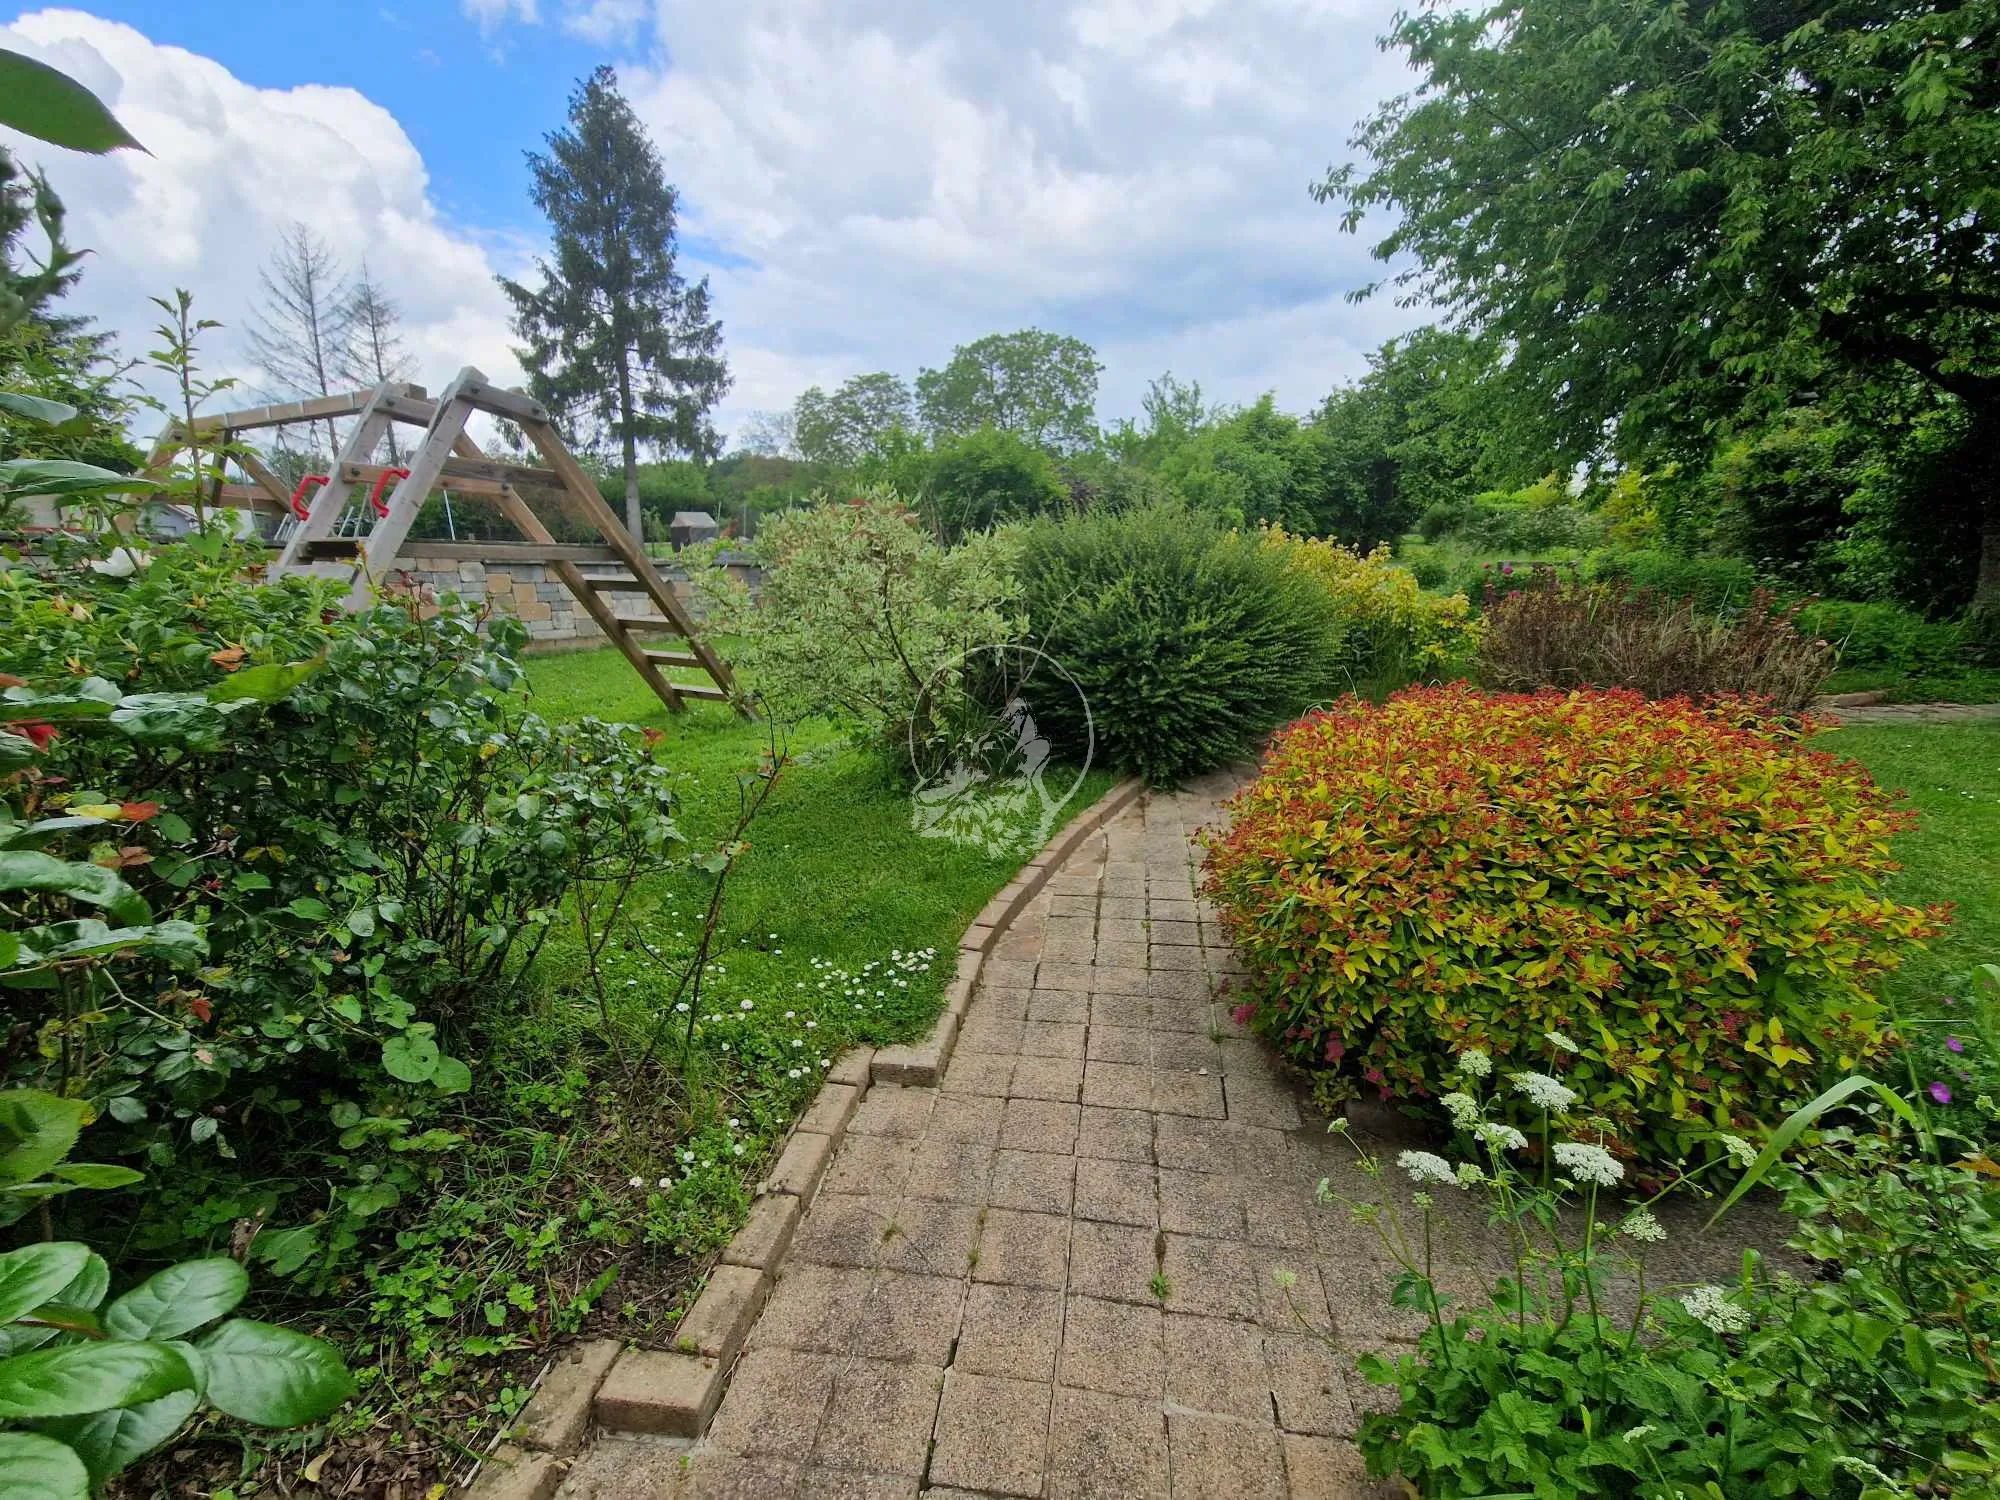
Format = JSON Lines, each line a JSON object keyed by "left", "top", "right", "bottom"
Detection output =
{"left": 1201, "top": 685, "right": 1943, "bottom": 1161}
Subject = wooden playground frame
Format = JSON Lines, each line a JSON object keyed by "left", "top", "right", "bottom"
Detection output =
{"left": 143, "top": 369, "right": 741, "bottom": 714}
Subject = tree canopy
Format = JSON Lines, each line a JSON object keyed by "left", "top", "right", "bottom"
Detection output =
{"left": 794, "top": 371, "right": 914, "bottom": 467}
{"left": 916, "top": 328, "right": 1102, "bottom": 452}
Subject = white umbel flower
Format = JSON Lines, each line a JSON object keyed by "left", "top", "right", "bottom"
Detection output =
{"left": 1619, "top": 1207, "right": 1667, "bottom": 1243}
{"left": 1681, "top": 1284, "right": 1751, "bottom": 1335}
{"left": 1544, "top": 1030, "right": 1580, "bottom": 1054}
{"left": 1717, "top": 1134, "right": 1759, "bottom": 1168}
{"left": 1396, "top": 1150, "right": 1459, "bottom": 1187}
{"left": 1456, "top": 1048, "right": 1492, "bottom": 1078}
{"left": 1476, "top": 1121, "right": 1529, "bottom": 1153}
{"left": 1551, "top": 1142, "right": 1624, "bottom": 1187}
{"left": 1510, "top": 1071, "right": 1578, "bottom": 1112}
{"left": 1440, "top": 1092, "right": 1481, "bottom": 1130}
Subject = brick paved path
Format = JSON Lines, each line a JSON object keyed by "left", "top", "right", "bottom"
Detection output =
{"left": 559, "top": 780, "right": 1784, "bottom": 1498}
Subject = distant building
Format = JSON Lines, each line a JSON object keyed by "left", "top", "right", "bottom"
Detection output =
{"left": 669, "top": 510, "right": 720, "bottom": 549}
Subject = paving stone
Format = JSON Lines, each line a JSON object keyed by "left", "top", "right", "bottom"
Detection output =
{"left": 1080, "top": 1061, "right": 1151, "bottom": 1110}
{"left": 1058, "top": 1295, "right": 1164, "bottom": 1397}
{"left": 1048, "top": 892, "right": 1098, "bottom": 917}
{"left": 999, "top": 1097, "right": 1080, "bottom": 1153}
{"left": 1167, "top": 1412, "right": 1289, "bottom": 1500}
{"left": 849, "top": 1086, "right": 936, "bottom": 1139}
{"left": 595, "top": 1349, "right": 725, "bottom": 1439}
{"left": 957, "top": 1013, "right": 1025, "bottom": 1055}
{"left": 1160, "top": 1234, "right": 1260, "bottom": 1321}
{"left": 791, "top": 1193, "right": 899, "bottom": 1268}
{"left": 929, "top": 1371, "right": 1052, "bottom": 1497}
{"left": 981, "top": 958, "right": 1038, "bottom": 989}
{"left": 973, "top": 1207, "right": 1071, "bottom": 1289}
{"left": 796, "top": 1467, "right": 920, "bottom": 1499}
{"left": 1147, "top": 969, "right": 1214, "bottom": 1003}
{"left": 971, "top": 985, "right": 1033, "bottom": 1020}
{"left": 856, "top": 1272, "right": 965, "bottom": 1365}
{"left": 939, "top": 1052, "right": 1014, "bottom": 1098}
{"left": 1085, "top": 1025, "right": 1150, "bottom": 1065}
{"left": 1149, "top": 945, "right": 1208, "bottom": 972}
{"left": 724, "top": 1193, "right": 802, "bottom": 1271}
{"left": 880, "top": 1197, "right": 983, "bottom": 1278}
{"left": 1093, "top": 940, "right": 1149, "bottom": 969}
{"left": 1224, "top": 1074, "right": 1304, "bottom": 1130}
{"left": 1281, "top": 1434, "right": 1400, "bottom": 1499}
{"left": 754, "top": 1265, "right": 872, "bottom": 1353}
{"left": 811, "top": 1359, "right": 942, "bottom": 1477}
{"left": 1100, "top": 896, "right": 1147, "bottom": 920}
{"left": 1045, "top": 1386, "right": 1170, "bottom": 1500}
{"left": 928, "top": 1094, "right": 1003, "bottom": 1143}
{"left": 798, "top": 1083, "right": 861, "bottom": 1141}
{"left": 515, "top": 1337, "right": 620, "bottom": 1452}
{"left": 1076, "top": 1106, "right": 1154, "bottom": 1163}
{"left": 904, "top": 1139, "right": 993, "bottom": 1204}
{"left": 1159, "top": 1168, "right": 1247, "bottom": 1239}
{"left": 1019, "top": 1020, "right": 1088, "bottom": 1059}
{"left": 765, "top": 1130, "right": 837, "bottom": 1199}
{"left": 1243, "top": 1190, "right": 1319, "bottom": 1253}
{"left": 874, "top": 1022, "right": 954, "bottom": 1087}
{"left": 1089, "top": 993, "right": 1154, "bottom": 1030}
{"left": 1036, "top": 962, "right": 1096, "bottom": 992}
{"left": 1162, "top": 1314, "right": 1269, "bottom": 1420}
{"left": 1265, "top": 1333, "right": 1358, "bottom": 1436}
{"left": 1091, "top": 964, "right": 1150, "bottom": 996}
{"left": 1262, "top": 1262, "right": 1335, "bottom": 1337}
{"left": 989, "top": 1148, "right": 1077, "bottom": 1215}
{"left": 1153, "top": 1070, "right": 1228, "bottom": 1120}
{"left": 823, "top": 1134, "right": 917, "bottom": 1197}
{"left": 1009, "top": 1054, "right": 1084, "bottom": 1102}
{"left": 675, "top": 1264, "right": 769, "bottom": 1361}
{"left": 1152, "top": 1033, "right": 1222, "bottom": 1073}
{"left": 1067, "top": 1220, "right": 1161, "bottom": 1304}
{"left": 565, "top": 1440, "right": 799, "bottom": 1499}
{"left": 1148, "top": 898, "right": 1199, "bottom": 921}
{"left": 1152, "top": 1116, "right": 1244, "bottom": 1177}
{"left": 956, "top": 1283, "right": 1063, "bottom": 1381}
{"left": 1073, "top": 1157, "right": 1157, "bottom": 1226}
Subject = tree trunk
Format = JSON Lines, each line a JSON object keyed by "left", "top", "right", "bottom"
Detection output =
{"left": 616, "top": 356, "right": 642, "bottom": 543}
{"left": 1973, "top": 401, "right": 2000, "bottom": 626}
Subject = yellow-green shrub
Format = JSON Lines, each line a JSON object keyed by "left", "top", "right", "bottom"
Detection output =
{"left": 1258, "top": 525, "right": 1479, "bottom": 686}
{"left": 1202, "top": 685, "right": 1942, "bottom": 1162}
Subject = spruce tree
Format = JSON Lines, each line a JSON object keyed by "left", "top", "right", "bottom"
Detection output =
{"left": 500, "top": 66, "right": 730, "bottom": 541}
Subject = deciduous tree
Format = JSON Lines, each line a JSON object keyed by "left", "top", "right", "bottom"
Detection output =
{"left": 793, "top": 371, "right": 913, "bottom": 466}
{"left": 916, "top": 329, "right": 1101, "bottom": 453}
{"left": 246, "top": 222, "right": 354, "bottom": 458}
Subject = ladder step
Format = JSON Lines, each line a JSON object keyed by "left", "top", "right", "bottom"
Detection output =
{"left": 617, "top": 617, "right": 682, "bottom": 633}
{"left": 578, "top": 576, "right": 653, "bottom": 593}
{"left": 669, "top": 684, "right": 733, "bottom": 703}
{"left": 643, "top": 650, "right": 703, "bottom": 669}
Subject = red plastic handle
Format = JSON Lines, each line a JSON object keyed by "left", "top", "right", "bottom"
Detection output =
{"left": 288, "top": 474, "right": 330, "bottom": 521}
{"left": 368, "top": 467, "right": 411, "bottom": 518}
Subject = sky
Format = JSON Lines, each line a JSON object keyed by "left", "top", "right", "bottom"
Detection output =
{"left": 0, "top": 1, "right": 1428, "bottom": 451}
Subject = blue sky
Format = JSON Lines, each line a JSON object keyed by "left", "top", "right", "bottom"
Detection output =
{"left": 0, "top": 1, "right": 1426, "bottom": 446}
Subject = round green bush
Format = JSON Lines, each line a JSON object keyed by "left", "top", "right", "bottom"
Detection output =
{"left": 1016, "top": 504, "right": 1346, "bottom": 786}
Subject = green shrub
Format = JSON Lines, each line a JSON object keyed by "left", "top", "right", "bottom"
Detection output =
{"left": 1202, "top": 686, "right": 1939, "bottom": 1160}
{"left": 1016, "top": 504, "right": 1347, "bottom": 786}
{"left": 1795, "top": 598, "right": 1967, "bottom": 673}
{"left": 1342, "top": 1077, "right": 2000, "bottom": 1498}
{"left": 1477, "top": 574, "right": 1833, "bottom": 714}
{"left": 921, "top": 426, "right": 1071, "bottom": 541}
{"left": 1588, "top": 549, "right": 1757, "bottom": 611}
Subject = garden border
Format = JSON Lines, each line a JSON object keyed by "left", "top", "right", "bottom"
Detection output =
{"left": 459, "top": 774, "right": 1143, "bottom": 1496}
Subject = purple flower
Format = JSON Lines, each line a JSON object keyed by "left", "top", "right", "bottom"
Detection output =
{"left": 1928, "top": 1081, "right": 1953, "bottom": 1105}
{"left": 1946, "top": 1036, "right": 1964, "bottom": 1053}
{"left": 1501, "top": 563, "right": 1515, "bottom": 575}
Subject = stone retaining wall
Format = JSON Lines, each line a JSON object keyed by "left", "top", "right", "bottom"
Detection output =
{"left": 397, "top": 559, "right": 760, "bottom": 651}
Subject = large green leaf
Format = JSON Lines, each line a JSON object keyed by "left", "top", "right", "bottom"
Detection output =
{"left": 0, "top": 1340, "right": 194, "bottom": 1420}
{"left": 11, "top": 919, "right": 206, "bottom": 969}
{"left": 0, "top": 459, "right": 159, "bottom": 499}
{"left": 49, "top": 1163, "right": 143, "bottom": 1191}
{"left": 206, "top": 656, "right": 323, "bottom": 705}
{"left": 104, "top": 1259, "right": 247, "bottom": 1341}
{"left": 42, "top": 1388, "right": 198, "bottom": 1485}
{"left": 0, "top": 49, "right": 143, "bottom": 153}
{"left": 53, "top": 1253, "right": 109, "bottom": 1315}
{"left": 0, "top": 679, "right": 120, "bottom": 721}
{"left": 0, "top": 1092, "right": 88, "bottom": 1186}
{"left": 380, "top": 1031, "right": 439, "bottom": 1084}
{"left": 1707, "top": 1074, "right": 1925, "bottom": 1226}
{"left": 197, "top": 1319, "right": 354, "bottom": 1427}
{"left": 0, "top": 1243, "right": 90, "bottom": 1324}
{"left": 0, "top": 851, "right": 148, "bottom": 925}
{"left": 0, "top": 1432, "right": 89, "bottom": 1500}
{"left": 0, "top": 391, "right": 79, "bottom": 426}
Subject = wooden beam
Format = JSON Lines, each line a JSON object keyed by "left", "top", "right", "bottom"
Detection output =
{"left": 232, "top": 448, "right": 296, "bottom": 514}
{"left": 397, "top": 541, "right": 624, "bottom": 564}
{"left": 180, "top": 385, "right": 433, "bottom": 435}
{"left": 339, "top": 457, "right": 563, "bottom": 495}
{"left": 449, "top": 369, "right": 551, "bottom": 426}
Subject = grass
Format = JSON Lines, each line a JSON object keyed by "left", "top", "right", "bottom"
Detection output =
{"left": 1821, "top": 664, "right": 2000, "bottom": 705}
{"left": 1820, "top": 720, "right": 2000, "bottom": 1113}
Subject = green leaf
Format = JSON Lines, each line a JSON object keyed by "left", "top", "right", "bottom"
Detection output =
{"left": 0, "top": 459, "right": 159, "bottom": 499}
{"left": 1707, "top": 1074, "right": 1924, "bottom": 1226}
{"left": 13, "top": 918, "right": 205, "bottom": 968}
{"left": 49, "top": 1163, "right": 143, "bottom": 1191}
{"left": 1, "top": 678, "right": 120, "bottom": 720}
{"left": 0, "top": 851, "right": 148, "bottom": 924}
{"left": 197, "top": 1319, "right": 354, "bottom": 1427}
{"left": 286, "top": 897, "right": 330, "bottom": 921}
{"left": 0, "top": 391, "right": 79, "bottom": 426}
{"left": 0, "top": 48, "right": 143, "bottom": 153}
{"left": 0, "top": 1340, "right": 194, "bottom": 1419}
{"left": 54, "top": 1252, "right": 110, "bottom": 1313}
{"left": 380, "top": 1031, "right": 439, "bottom": 1084}
{"left": 0, "top": 1091, "right": 88, "bottom": 1185}
{"left": 430, "top": 1056, "right": 472, "bottom": 1095}
{"left": 206, "top": 657, "right": 323, "bottom": 705}
{"left": 104, "top": 1259, "right": 248, "bottom": 1340}
{"left": 154, "top": 813, "right": 192, "bottom": 845}
{"left": 0, "top": 1432, "right": 89, "bottom": 1499}
{"left": 42, "top": 1389, "right": 198, "bottom": 1485}
{"left": 0, "top": 1243, "right": 91, "bottom": 1323}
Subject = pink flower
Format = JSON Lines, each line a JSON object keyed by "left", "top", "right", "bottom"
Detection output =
{"left": 1945, "top": 1036, "right": 1964, "bottom": 1053}
{"left": 1928, "top": 1081, "right": 1953, "bottom": 1105}
{"left": 1231, "top": 1003, "right": 1254, "bottom": 1026}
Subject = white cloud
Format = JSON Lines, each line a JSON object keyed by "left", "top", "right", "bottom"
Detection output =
{"left": 460, "top": 0, "right": 538, "bottom": 32}
{"left": 2, "top": 8, "right": 522, "bottom": 441}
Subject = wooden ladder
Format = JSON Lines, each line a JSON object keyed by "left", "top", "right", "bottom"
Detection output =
{"left": 265, "top": 368, "right": 743, "bottom": 715}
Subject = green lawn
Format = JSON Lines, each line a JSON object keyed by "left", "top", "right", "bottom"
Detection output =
{"left": 1820, "top": 720, "right": 2000, "bottom": 1108}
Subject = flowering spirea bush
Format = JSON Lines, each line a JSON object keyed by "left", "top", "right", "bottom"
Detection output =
{"left": 1202, "top": 684, "right": 1942, "bottom": 1161}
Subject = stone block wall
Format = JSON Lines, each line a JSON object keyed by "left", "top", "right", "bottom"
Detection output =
{"left": 394, "top": 558, "right": 758, "bottom": 652}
